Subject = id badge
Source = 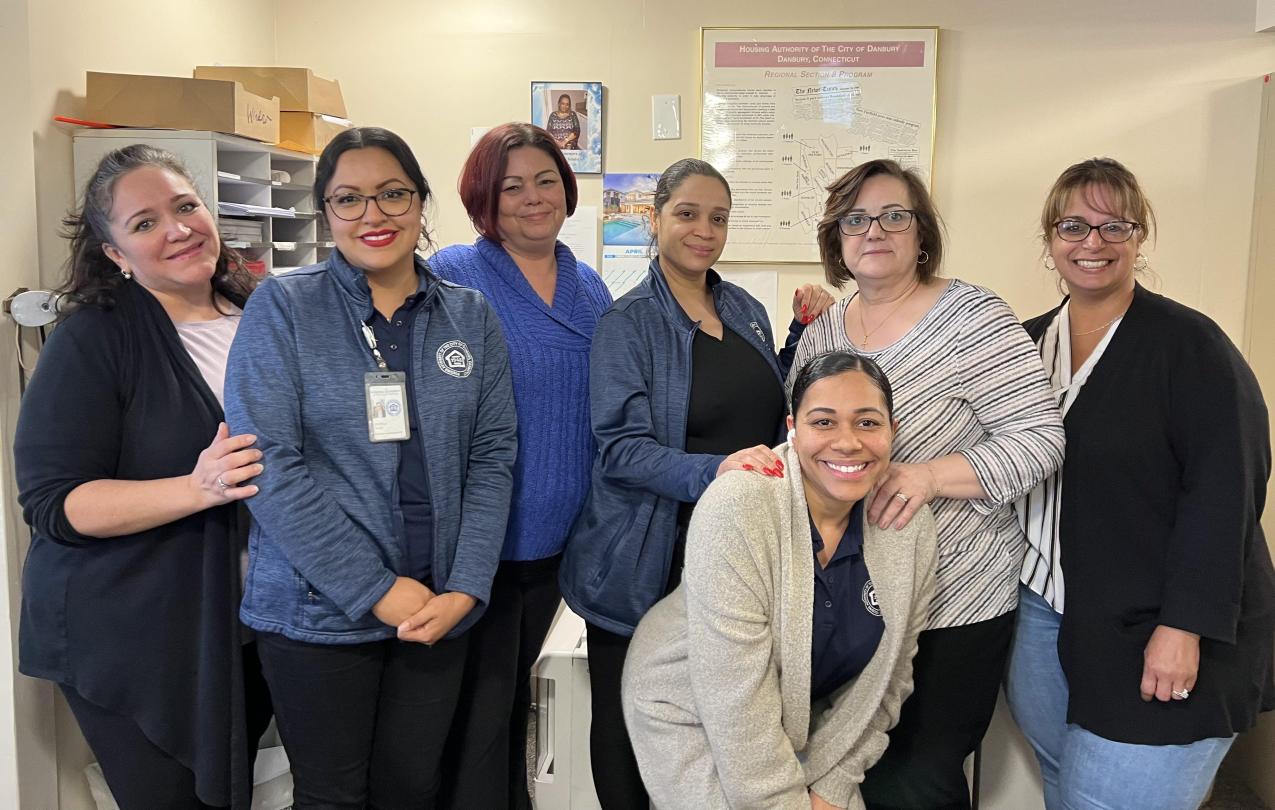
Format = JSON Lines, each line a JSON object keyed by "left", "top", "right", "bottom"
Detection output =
{"left": 364, "top": 372, "right": 410, "bottom": 442}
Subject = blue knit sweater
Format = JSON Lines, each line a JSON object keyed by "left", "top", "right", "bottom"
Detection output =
{"left": 431, "top": 238, "right": 612, "bottom": 561}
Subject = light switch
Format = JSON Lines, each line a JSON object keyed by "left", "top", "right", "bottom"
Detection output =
{"left": 652, "top": 95, "right": 681, "bottom": 140}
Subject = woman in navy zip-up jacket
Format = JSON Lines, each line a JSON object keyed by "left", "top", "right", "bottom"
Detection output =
{"left": 224, "top": 128, "right": 516, "bottom": 809}
{"left": 559, "top": 158, "right": 833, "bottom": 809}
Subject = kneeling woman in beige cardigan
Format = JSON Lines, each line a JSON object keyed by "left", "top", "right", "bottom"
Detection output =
{"left": 622, "top": 352, "right": 938, "bottom": 810}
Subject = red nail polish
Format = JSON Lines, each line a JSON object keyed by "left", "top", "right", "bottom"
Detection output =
{"left": 801, "top": 304, "right": 808, "bottom": 313}
{"left": 742, "top": 464, "right": 754, "bottom": 471}
{"left": 776, "top": 460, "right": 784, "bottom": 470}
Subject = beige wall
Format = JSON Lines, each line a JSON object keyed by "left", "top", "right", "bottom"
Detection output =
{"left": 276, "top": 0, "right": 1274, "bottom": 335}
{"left": 14, "top": 2, "right": 277, "bottom": 805}
{"left": 1228, "top": 72, "right": 1275, "bottom": 809}
{"left": 1, "top": 0, "right": 58, "bottom": 805}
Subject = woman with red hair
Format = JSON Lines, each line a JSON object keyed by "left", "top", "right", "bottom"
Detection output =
{"left": 431, "top": 122, "right": 612, "bottom": 809}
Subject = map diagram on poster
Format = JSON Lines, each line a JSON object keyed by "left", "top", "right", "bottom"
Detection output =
{"left": 702, "top": 28, "right": 937, "bottom": 263}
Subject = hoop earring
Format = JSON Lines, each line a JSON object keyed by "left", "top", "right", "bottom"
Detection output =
{"left": 1044, "top": 255, "right": 1056, "bottom": 272}
{"left": 917, "top": 250, "right": 930, "bottom": 265}
{"left": 1134, "top": 253, "right": 1149, "bottom": 273}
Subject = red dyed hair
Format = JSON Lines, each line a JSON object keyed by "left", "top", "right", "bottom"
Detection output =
{"left": 457, "top": 122, "right": 579, "bottom": 242}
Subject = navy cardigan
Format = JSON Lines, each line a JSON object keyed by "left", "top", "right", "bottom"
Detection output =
{"left": 559, "top": 260, "right": 802, "bottom": 636}
{"left": 16, "top": 283, "right": 255, "bottom": 807}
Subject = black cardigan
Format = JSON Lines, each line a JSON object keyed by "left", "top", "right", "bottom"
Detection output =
{"left": 14, "top": 283, "right": 254, "bottom": 807}
{"left": 1024, "top": 284, "right": 1275, "bottom": 744}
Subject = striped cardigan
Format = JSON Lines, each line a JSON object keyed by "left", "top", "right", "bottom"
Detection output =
{"left": 787, "top": 279, "right": 1064, "bottom": 629}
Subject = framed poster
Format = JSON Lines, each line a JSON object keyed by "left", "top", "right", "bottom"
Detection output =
{"left": 532, "top": 81, "right": 603, "bottom": 174}
{"left": 701, "top": 27, "right": 938, "bottom": 262}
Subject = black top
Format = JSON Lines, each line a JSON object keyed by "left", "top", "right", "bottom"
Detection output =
{"left": 15, "top": 283, "right": 255, "bottom": 807}
{"left": 678, "top": 325, "right": 786, "bottom": 527}
{"left": 368, "top": 274, "right": 433, "bottom": 585}
{"left": 810, "top": 503, "right": 884, "bottom": 702}
{"left": 1024, "top": 284, "right": 1275, "bottom": 745}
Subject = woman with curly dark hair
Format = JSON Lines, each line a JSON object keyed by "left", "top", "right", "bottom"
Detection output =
{"left": 14, "top": 144, "right": 270, "bottom": 809}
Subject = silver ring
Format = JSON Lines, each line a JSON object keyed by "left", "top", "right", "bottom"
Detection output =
{"left": 894, "top": 492, "right": 910, "bottom": 503}
{"left": 216, "top": 475, "right": 230, "bottom": 491}
{"left": 1172, "top": 688, "right": 1190, "bottom": 700}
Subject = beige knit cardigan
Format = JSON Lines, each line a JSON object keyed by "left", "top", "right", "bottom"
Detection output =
{"left": 622, "top": 442, "right": 938, "bottom": 809}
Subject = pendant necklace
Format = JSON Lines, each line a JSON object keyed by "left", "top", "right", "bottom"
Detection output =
{"left": 857, "top": 277, "right": 921, "bottom": 348}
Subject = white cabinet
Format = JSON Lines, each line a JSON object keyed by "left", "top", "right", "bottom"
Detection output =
{"left": 73, "top": 128, "right": 333, "bottom": 276}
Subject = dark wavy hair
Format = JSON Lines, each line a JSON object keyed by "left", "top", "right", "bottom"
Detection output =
{"left": 457, "top": 122, "right": 578, "bottom": 242}
{"left": 789, "top": 351, "right": 895, "bottom": 419}
{"left": 61, "top": 144, "right": 255, "bottom": 310}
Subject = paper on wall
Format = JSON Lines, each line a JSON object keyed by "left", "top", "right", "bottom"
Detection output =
{"left": 560, "top": 206, "right": 599, "bottom": 268}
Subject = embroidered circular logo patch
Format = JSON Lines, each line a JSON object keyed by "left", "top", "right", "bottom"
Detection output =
{"left": 861, "top": 579, "right": 881, "bottom": 616}
{"left": 436, "top": 340, "right": 474, "bottom": 378}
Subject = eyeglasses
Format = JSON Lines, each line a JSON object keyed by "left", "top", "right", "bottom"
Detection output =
{"left": 322, "top": 188, "right": 417, "bottom": 221}
{"left": 1053, "top": 219, "right": 1140, "bottom": 243}
{"left": 838, "top": 209, "right": 916, "bottom": 236}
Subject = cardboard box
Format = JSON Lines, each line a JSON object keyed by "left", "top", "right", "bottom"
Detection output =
{"left": 278, "top": 112, "right": 351, "bottom": 155}
{"left": 194, "top": 66, "right": 347, "bottom": 118}
{"left": 85, "top": 72, "right": 280, "bottom": 143}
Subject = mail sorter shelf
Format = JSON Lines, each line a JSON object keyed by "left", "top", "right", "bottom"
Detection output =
{"left": 74, "top": 129, "right": 323, "bottom": 275}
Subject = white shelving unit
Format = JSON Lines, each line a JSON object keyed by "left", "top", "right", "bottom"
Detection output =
{"left": 73, "top": 128, "right": 333, "bottom": 275}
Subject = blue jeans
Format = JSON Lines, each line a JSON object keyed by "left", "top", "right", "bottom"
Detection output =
{"left": 1006, "top": 584, "right": 1235, "bottom": 810}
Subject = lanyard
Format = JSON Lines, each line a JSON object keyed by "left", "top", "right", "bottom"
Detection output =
{"left": 360, "top": 323, "right": 389, "bottom": 370}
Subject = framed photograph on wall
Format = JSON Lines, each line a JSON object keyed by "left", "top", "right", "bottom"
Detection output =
{"left": 532, "top": 81, "right": 603, "bottom": 174}
{"left": 701, "top": 27, "right": 938, "bottom": 263}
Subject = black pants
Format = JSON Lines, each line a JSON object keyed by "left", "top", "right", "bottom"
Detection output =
{"left": 585, "top": 530, "right": 687, "bottom": 810}
{"left": 62, "top": 642, "right": 273, "bottom": 810}
{"left": 257, "top": 631, "right": 467, "bottom": 810}
{"left": 861, "top": 611, "right": 1016, "bottom": 810}
{"left": 440, "top": 555, "right": 562, "bottom": 810}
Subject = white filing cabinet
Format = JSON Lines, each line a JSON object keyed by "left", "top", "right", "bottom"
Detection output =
{"left": 531, "top": 606, "right": 603, "bottom": 810}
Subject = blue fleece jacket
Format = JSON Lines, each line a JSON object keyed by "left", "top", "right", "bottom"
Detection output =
{"left": 224, "top": 251, "right": 517, "bottom": 644}
{"left": 430, "top": 238, "right": 612, "bottom": 561}
{"left": 559, "top": 260, "right": 803, "bottom": 636}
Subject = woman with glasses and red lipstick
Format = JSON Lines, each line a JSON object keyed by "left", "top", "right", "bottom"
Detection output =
{"left": 428, "top": 123, "right": 612, "bottom": 809}
{"left": 1006, "top": 158, "right": 1275, "bottom": 810}
{"left": 560, "top": 157, "right": 834, "bottom": 810}
{"left": 623, "top": 352, "right": 937, "bottom": 810}
{"left": 789, "top": 159, "right": 1064, "bottom": 810}
{"left": 225, "top": 127, "right": 517, "bottom": 808}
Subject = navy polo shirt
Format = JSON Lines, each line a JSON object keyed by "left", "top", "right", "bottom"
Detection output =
{"left": 368, "top": 275, "right": 433, "bottom": 586}
{"left": 810, "top": 501, "right": 884, "bottom": 702}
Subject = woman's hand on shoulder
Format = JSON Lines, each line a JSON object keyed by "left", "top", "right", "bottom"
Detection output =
{"left": 717, "top": 445, "right": 784, "bottom": 479}
{"left": 187, "top": 422, "right": 263, "bottom": 508}
{"left": 1140, "top": 624, "right": 1200, "bottom": 702}
{"left": 397, "top": 591, "right": 478, "bottom": 645}
{"left": 793, "top": 285, "right": 836, "bottom": 325}
{"left": 867, "top": 461, "right": 940, "bottom": 530}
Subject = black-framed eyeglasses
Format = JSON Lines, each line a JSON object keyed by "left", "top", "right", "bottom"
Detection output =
{"left": 1053, "top": 218, "right": 1140, "bottom": 243}
{"left": 838, "top": 209, "right": 916, "bottom": 236}
{"left": 322, "top": 188, "right": 417, "bottom": 221}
